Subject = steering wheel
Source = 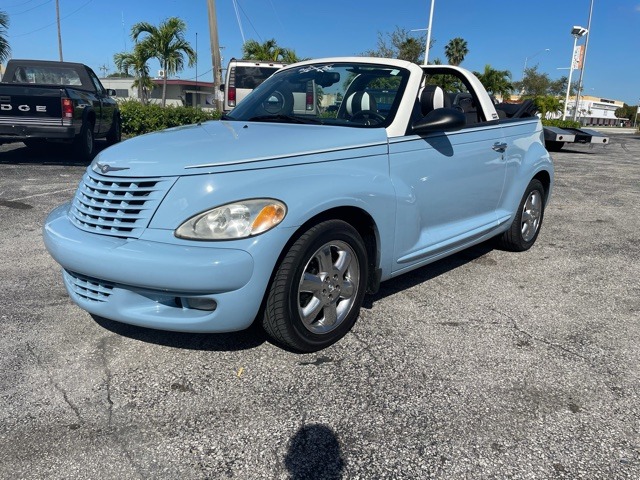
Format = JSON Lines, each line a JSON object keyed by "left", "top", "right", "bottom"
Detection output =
{"left": 351, "top": 110, "right": 385, "bottom": 125}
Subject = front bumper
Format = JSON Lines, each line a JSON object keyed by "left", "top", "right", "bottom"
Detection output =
{"left": 43, "top": 203, "right": 272, "bottom": 333}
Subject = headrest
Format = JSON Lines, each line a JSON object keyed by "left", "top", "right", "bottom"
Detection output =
{"left": 345, "top": 91, "right": 377, "bottom": 115}
{"left": 420, "top": 85, "right": 447, "bottom": 116}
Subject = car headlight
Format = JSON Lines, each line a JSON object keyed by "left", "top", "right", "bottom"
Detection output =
{"left": 175, "top": 199, "right": 287, "bottom": 240}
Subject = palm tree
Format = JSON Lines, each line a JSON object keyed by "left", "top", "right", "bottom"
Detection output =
{"left": 131, "top": 17, "right": 196, "bottom": 107}
{"left": 535, "top": 95, "right": 563, "bottom": 119}
{"left": 114, "top": 43, "right": 154, "bottom": 104}
{"left": 474, "top": 65, "right": 513, "bottom": 100}
{"left": 0, "top": 10, "right": 10, "bottom": 64}
{"left": 242, "top": 39, "right": 285, "bottom": 62}
{"left": 444, "top": 37, "right": 468, "bottom": 66}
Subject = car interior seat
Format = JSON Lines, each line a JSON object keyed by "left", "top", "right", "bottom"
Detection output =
{"left": 344, "top": 91, "right": 378, "bottom": 120}
{"left": 420, "top": 85, "right": 451, "bottom": 117}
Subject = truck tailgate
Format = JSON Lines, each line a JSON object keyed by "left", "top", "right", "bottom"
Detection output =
{"left": 0, "top": 86, "right": 64, "bottom": 124}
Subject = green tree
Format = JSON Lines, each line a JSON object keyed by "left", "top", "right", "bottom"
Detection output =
{"left": 615, "top": 104, "right": 638, "bottom": 123}
{"left": 0, "top": 10, "right": 10, "bottom": 64}
{"left": 473, "top": 65, "right": 513, "bottom": 100}
{"left": 132, "top": 17, "right": 196, "bottom": 107}
{"left": 364, "top": 27, "right": 431, "bottom": 64}
{"left": 444, "top": 37, "right": 468, "bottom": 66}
{"left": 513, "top": 66, "right": 552, "bottom": 97}
{"left": 114, "top": 43, "right": 155, "bottom": 104}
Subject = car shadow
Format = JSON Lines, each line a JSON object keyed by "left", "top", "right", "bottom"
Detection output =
{"left": 91, "top": 314, "right": 267, "bottom": 352}
{"left": 364, "top": 240, "right": 496, "bottom": 307}
{"left": 92, "top": 241, "right": 499, "bottom": 351}
{"left": 0, "top": 140, "right": 110, "bottom": 166}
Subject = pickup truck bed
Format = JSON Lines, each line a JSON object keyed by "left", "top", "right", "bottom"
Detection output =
{"left": 0, "top": 59, "right": 121, "bottom": 159}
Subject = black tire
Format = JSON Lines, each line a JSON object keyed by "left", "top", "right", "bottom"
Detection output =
{"left": 263, "top": 220, "right": 369, "bottom": 352}
{"left": 497, "top": 179, "right": 546, "bottom": 252}
{"left": 106, "top": 113, "right": 122, "bottom": 146}
{"left": 74, "top": 121, "right": 95, "bottom": 161}
{"left": 546, "top": 141, "right": 564, "bottom": 152}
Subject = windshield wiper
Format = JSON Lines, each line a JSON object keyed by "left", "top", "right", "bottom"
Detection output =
{"left": 247, "top": 114, "right": 322, "bottom": 125}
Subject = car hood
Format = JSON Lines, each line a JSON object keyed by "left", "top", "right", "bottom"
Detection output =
{"left": 90, "top": 120, "right": 390, "bottom": 178}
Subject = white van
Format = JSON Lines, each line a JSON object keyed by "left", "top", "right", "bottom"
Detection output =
{"left": 223, "top": 58, "right": 286, "bottom": 112}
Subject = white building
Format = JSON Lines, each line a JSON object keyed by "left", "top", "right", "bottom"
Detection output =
{"left": 100, "top": 77, "right": 217, "bottom": 109}
{"left": 564, "top": 95, "right": 626, "bottom": 127}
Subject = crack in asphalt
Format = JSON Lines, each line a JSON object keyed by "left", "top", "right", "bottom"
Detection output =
{"left": 97, "top": 337, "right": 114, "bottom": 427}
{"left": 96, "top": 336, "right": 146, "bottom": 479}
{"left": 25, "top": 342, "right": 83, "bottom": 425}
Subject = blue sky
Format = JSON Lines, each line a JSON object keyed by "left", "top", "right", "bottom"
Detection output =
{"left": 3, "top": 0, "right": 639, "bottom": 105}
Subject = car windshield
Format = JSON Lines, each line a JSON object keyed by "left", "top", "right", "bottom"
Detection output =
{"left": 225, "top": 62, "right": 410, "bottom": 128}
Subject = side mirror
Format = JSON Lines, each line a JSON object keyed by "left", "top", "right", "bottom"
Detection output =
{"left": 106, "top": 89, "right": 117, "bottom": 97}
{"left": 412, "top": 108, "right": 466, "bottom": 134}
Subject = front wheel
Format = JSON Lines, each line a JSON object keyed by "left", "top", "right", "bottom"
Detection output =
{"left": 106, "top": 114, "right": 122, "bottom": 145}
{"left": 497, "top": 179, "right": 546, "bottom": 252}
{"left": 262, "top": 220, "right": 369, "bottom": 352}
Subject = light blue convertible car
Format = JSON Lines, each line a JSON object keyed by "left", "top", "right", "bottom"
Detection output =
{"left": 44, "top": 57, "right": 553, "bottom": 352}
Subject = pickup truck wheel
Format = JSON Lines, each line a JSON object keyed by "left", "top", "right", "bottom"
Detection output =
{"left": 263, "top": 220, "right": 368, "bottom": 352}
{"left": 106, "top": 114, "right": 121, "bottom": 145}
{"left": 546, "top": 141, "right": 564, "bottom": 152}
{"left": 498, "top": 179, "right": 545, "bottom": 252}
{"left": 74, "top": 122, "right": 95, "bottom": 160}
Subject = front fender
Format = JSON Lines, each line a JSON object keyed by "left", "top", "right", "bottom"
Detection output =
{"left": 149, "top": 154, "right": 397, "bottom": 276}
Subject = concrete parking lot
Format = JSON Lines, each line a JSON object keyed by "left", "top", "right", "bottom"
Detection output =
{"left": 1, "top": 134, "right": 639, "bottom": 479}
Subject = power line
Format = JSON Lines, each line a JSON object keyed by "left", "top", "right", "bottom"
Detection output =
{"left": 235, "top": 0, "right": 262, "bottom": 42}
{"left": 12, "top": 0, "right": 95, "bottom": 38}
{"left": 2, "top": 0, "right": 42, "bottom": 9}
{"left": 5, "top": 0, "right": 51, "bottom": 15}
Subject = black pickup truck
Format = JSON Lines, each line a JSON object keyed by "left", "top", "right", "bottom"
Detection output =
{"left": 0, "top": 59, "right": 121, "bottom": 159}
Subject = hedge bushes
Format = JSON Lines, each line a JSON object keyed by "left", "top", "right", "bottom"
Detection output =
{"left": 541, "top": 119, "right": 581, "bottom": 129}
{"left": 119, "top": 100, "right": 222, "bottom": 136}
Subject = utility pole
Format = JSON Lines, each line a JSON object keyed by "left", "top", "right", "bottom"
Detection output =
{"left": 55, "top": 0, "right": 63, "bottom": 61}
{"left": 207, "top": 0, "right": 223, "bottom": 111}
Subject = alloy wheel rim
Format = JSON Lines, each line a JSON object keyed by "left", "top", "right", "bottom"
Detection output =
{"left": 521, "top": 190, "right": 542, "bottom": 242}
{"left": 297, "top": 240, "right": 360, "bottom": 334}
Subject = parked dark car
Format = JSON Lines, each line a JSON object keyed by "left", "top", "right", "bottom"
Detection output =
{"left": 0, "top": 59, "right": 121, "bottom": 159}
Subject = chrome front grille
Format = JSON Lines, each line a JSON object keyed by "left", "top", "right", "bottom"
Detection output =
{"left": 64, "top": 270, "right": 114, "bottom": 303}
{"left": 69, "top": 169, "right": 176, "bottom": 239}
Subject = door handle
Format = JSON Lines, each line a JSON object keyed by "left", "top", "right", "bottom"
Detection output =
{"left": 492, "top": 142, "right": 507, "bottom": 153}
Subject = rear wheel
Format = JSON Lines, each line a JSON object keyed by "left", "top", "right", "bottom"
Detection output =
{"left": 497, "top": 179, "right": 545, "bottom": 252}
{"left": 74, "top": 121, "right": 95, "bottom": 160}
{"left": 263, "top": 220, "right": 368, "bottom": 352}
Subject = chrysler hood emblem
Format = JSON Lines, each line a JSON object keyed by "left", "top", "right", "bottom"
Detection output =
{"left": 94, "top": 162, "right": 129, "bottom": 174}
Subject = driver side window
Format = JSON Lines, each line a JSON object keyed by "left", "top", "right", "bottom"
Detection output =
{"left": 415, "top": 72, "right": 486, "bottom": 127}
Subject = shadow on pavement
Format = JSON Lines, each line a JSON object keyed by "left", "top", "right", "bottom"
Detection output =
{"left": 366, "top": 240, "right": 496, "bottom": 307}
{"left": 285, "top": 424, "right": 345, "bottom": 480}
{"left": 91, "top": 314, "right": 267, "bottom": 352}
{"left": 0, "top": 140, "right": 110, "bottom": 166}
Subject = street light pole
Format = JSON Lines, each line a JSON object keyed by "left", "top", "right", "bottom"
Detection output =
{"left": 522, "top": 48, "right": 550, "bottom": 80}
{"left": 573, "top": 0, "right": 595, "bottom": 122}
{"left": 563, "top": 27, "right": 587, "bottom": 120}
{"left": 423, "top": 0, "right": 435, "bottom": 65}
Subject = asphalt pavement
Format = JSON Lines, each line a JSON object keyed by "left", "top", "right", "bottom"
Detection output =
{"left": 0, "top": 135, "right": 639, "bottom": 479}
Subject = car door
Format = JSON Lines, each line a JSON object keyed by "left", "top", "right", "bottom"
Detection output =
{"left": 389, "top": 112, "right": 507, "bottom": 274}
